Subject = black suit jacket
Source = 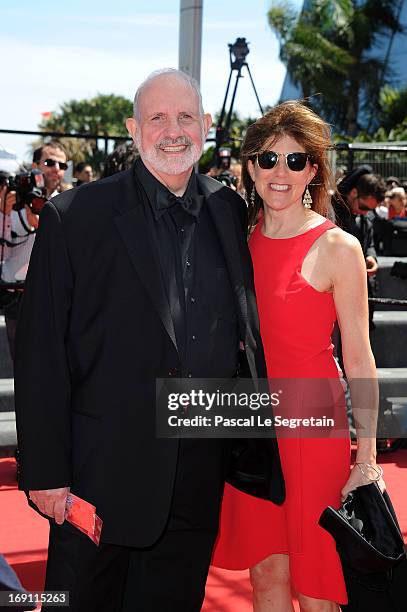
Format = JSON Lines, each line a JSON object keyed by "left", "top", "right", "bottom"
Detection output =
{"left": 14, "top": 167, "right": 284, "bottom": 547}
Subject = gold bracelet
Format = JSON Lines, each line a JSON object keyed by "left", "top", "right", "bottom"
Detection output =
{"left": 355, "top": 462, "right": 383, "bottom": 482}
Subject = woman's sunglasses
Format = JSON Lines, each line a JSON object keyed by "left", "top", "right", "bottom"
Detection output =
{"left": 43, "top": 158, "right": 68, "bottom": 171}
{"left": 254, "top": 151, "right": 311, "bottom": 172}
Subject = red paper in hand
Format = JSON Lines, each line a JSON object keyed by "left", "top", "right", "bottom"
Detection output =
{"left": 65, "top": 493, "right": 103, "bottom": 546}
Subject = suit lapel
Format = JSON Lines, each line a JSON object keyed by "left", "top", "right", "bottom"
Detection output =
{"left": 198, "top": 176, "right": 264, "bottom": 383}
{"left": 114, "top": 170, "right": 178, "bottom": 354}
{"left": 198, "top": 176, "right": 249, "bottom": 344}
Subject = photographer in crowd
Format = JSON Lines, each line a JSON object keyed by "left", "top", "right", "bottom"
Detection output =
{"left": 32, "top": 141, "right": 68, "bottom": 199}
{"left": 332, "top": 166, "right": 386, "bottom": 371}
{"left": 335, "top": 165, "right": 386, "bottom": 290}
{"left": 0, "top": 141, "right": 68, "bottom": 358}
{"left": 101, "top": 142, "right": 138, "bottom": 178}
{"left": 74, "top": 161, "right": 94, "bottom": 186}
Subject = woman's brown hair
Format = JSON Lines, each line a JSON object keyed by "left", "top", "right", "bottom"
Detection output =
{"left": 241, "top": 100, "right": 337, "bottom": 228}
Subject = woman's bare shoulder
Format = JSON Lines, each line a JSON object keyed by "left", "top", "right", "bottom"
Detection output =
{"left": 320, "top": 225, "right": 365, "bottom": 280}
{"left": 324, "top": 225, "right": 362, "bottom": 254}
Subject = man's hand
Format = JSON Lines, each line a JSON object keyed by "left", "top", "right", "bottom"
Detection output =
{"left": 29, "top": 487, "right": 70, "bottom": 524}
{"left": 365, "top": 255, "right": 378, "bottom": 276}
{"left": 0, "top": 186, "right": 16, "bottom": 215}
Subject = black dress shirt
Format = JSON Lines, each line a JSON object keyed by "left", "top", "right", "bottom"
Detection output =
{"left": 134, "top": 158, "right": 239, "bottom": 378}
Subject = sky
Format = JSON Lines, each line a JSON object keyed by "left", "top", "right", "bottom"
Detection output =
{"left": 0, "top": 0, "right": 302, "bottom": 163}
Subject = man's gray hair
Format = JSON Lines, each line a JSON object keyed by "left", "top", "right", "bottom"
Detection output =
{"left": 133, "top": 68, "right": 204, "bottom": 120}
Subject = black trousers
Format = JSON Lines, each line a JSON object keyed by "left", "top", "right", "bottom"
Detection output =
{"left": 44, "top": 522, "right": 217, "bottom": 612}
{"left": 43, "top": 439, "right": 229, "bottom": 612}
{"left": 4, "top": 292, "right": 23, "bottom": 361}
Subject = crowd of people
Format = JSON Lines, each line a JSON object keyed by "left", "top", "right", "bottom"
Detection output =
{"left": 0, "top": 136, "right": 406, "bottom": 363}
{"left": 0, "top": 68, "right": 405, "bottom": 611}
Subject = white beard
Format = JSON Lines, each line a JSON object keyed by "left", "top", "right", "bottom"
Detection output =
{"left": 135, "top": 132, "right": 204, "bottom": 175}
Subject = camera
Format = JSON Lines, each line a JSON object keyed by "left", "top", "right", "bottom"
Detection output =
{"left": 217, "top": 146, "right": 231, "bottom": 171}
{"left": 214, "top": 146, "right": 238, "bottom": 188}
{"left": 1, "top": 170, "right": 47, "bottom": 214}
{"left": 215, "top": 170, "right": 237, "bottom": 189}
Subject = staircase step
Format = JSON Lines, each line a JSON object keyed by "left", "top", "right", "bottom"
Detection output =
{"left": 375, "top": 256, "right": 407, "bottom": 310}
{"left": 377, "top": 369, "right": 407, "bottom": 437}
{"left": 0, "top": 315, "right": 13, "bottom": 378}
{"left": 371, "top": 311, "right": 407, "bottom": 368}
{"left": 0, "top": 411, "right": 16, "bottom": 456}
{"left": 0, "top": 378, "right": 14, "bottom": 412}
{"left": 0, "top": 369, "right": 406, "bottom": 457}
{"left": 377, "top": 367, "right": 407, "bottom": 392}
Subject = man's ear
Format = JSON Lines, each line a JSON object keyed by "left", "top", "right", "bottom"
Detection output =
{"left": 125, "top": 117, "right": 137, "bottom": 142}
{"left": 203, "top": 113, "right": 212, "bottom": 138}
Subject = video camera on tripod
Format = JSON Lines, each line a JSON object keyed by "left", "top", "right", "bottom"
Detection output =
{"left": 213, "top": 37, "right": 263, "bottom": 182}
{"left": 0, "top": 169, "right": 47, "bottom": 215}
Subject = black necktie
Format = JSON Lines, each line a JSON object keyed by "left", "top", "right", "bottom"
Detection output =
{"left": 155, "top": 190, "right": 202, "bottom": 219}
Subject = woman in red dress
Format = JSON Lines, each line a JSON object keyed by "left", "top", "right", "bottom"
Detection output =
{"left": 212, "top": 102, "right": 385, "bottom": 611}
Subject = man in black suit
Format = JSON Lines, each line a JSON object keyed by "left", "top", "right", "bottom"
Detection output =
{"left": 335, "top": 166, "right": 386, "bottom": 331}
{"left": 14, "top": 68, "right": 284, "bottom": 611}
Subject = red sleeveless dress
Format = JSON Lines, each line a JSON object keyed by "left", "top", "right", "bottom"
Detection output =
{"left": 212, "top": 219, "right": 350, "bottom": 605}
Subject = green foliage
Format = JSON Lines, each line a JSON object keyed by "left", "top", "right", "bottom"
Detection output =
{"left": 199, "top": 111, "right": 259, "bottom": 172}
{"left": 268, "top": 3, "right": 297, "bottom": 41}
{"left": 199, "top": 146, "right": 216, "bottom": 173}
{"left": 267, "top": 0, "right": 405, "bottom": 136}
{"left": 39, "top": 94, "right": 132, "bottom": 135}
{"left": 355, "top": 119, "right": 407, "bottom": 143}
{"left": 214, "top": 110, "right": 258, "bottom": 157}
{"left": 35, "top": 94, "right": 133, "bottom": 170}
{"left": 379, "top": 85, "right": 407, "bottom": 130}
{"left": 353, "top": 86, "right": 407, "bottom": 141}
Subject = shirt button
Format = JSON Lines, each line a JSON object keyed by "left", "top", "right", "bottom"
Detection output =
{"left": 190, "top": 297, "right": 195, "bottom": 304}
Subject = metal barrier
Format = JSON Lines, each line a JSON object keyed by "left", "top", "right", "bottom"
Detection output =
{"left": 369, "top": 297, "right": 407, "bottom": 306}
{"left": 0, "top": 128, "right": 217, "bottom": 169}
{"left": 0, "top": 128, "right": 131, "bottom": 157}
{"left": 3, "top": 129, "right": 407, "bottom": 182}
{"left": 335, "top": 142, "right": 407, "bottom": 181}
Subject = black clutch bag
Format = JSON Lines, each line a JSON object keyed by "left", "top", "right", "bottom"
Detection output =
{"left": 319, "top": 482, "right": 405, "bottom": 573}
{"left": 319, "top": 482, "right": 407, "bottom": 611}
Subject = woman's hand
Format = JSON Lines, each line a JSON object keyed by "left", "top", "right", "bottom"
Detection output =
{"left": 341, "top": 463, "right": 385, "bottom": 502}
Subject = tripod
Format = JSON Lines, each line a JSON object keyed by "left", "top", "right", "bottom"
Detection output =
{"left": 214, "top": 37, "right": 263, "bottom": 165}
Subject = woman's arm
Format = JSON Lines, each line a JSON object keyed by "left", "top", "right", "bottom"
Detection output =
{"left": 328, "top": 229, "right": 384, "bottom": 499}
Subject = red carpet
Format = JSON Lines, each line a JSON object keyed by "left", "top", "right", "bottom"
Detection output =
{"left": 1, "top": 452, "right": 406, "bottom": 611}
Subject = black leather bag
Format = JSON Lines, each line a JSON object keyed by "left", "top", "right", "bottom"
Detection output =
{"left": 319, "top": 482, "right": 407, "bottom": 611}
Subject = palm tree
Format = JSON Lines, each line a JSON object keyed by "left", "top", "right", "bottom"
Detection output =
{"left": 36, "top": 94, "right": 133, "bottom": 170}
{"left": 268, "top": 0, "right": 404, "bottom": 136}
{"left": 378, "top": 84, "right": 407, "bottom": 131}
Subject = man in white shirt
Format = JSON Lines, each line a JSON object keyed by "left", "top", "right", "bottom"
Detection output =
{"left": 32, "top": 142, "right": 68, "bottom": 199}
{"left": 0, "top": 141, "right": 68, "bottom": 358}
